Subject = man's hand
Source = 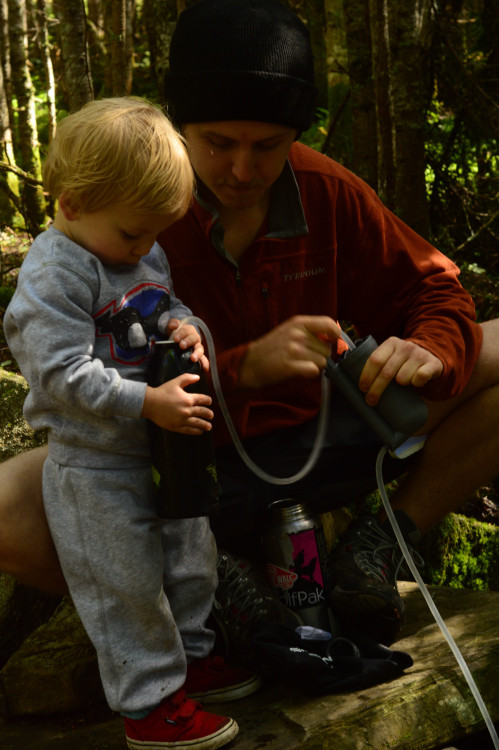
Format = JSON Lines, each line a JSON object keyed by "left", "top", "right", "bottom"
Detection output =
{"left": 239, "top": 315, "right": 342, "bottom": 389}
{"left": 358, "top": 336, "right": 443, "bottom": 405}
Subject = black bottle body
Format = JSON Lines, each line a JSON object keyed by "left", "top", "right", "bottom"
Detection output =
{"left": 147, "top": 341, "right": 220, "bottom": 518}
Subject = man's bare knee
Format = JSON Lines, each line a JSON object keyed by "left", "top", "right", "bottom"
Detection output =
{"left": 0, "top": 446, "right": 67, "bottom": 594}
{"left": 420, "top": 319, "right": 499, "bottom": 432}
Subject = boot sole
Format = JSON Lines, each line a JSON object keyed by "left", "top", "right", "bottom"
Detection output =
{"left": 187, "top": 674, "right": 262, "bottom": 703}
{"left": 126, "top": 717, "right": 239, "bottom": 750}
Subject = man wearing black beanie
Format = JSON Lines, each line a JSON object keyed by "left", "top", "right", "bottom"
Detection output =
{"left": 159, "top": 0, "right": 499, "bottom": 649}
{"left": 1, "top": 1, "right": 499, "bottom": 737}
{"left": 164, "top": 0, "right": 317, "bottom": 133}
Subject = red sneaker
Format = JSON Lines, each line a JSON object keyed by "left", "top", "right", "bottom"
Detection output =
{"left": 184, "top": 654, "right": 262, "bottom": 703}
{"left": 124, "top": 689, "right": 238, "bottom": 750}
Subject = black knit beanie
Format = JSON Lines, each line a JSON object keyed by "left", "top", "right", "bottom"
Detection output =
{"left": 164, "top": 0, "right": 318, "bottom": 132}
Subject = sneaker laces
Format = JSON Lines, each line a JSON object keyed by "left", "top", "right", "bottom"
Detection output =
{"left": 214, "top": 552, "right": 272, "bottom": 640}
{"left": 213, "top": 551, "right": 302, "bottom": 645}
{"left": 348, "top": 517, "right": 424, "bottom": 586}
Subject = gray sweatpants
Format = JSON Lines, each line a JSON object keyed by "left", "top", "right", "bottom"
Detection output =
{"left": 43, "top": 458, "right": 217, "bottom": 713}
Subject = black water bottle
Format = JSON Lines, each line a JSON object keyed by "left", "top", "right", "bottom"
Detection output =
{"left": 147, "top": 341, "right": 220, "bottom": 518}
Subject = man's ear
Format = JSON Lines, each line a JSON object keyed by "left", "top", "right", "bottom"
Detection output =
{"left": 58, "top": 192, "right": 80, "bottom": 221}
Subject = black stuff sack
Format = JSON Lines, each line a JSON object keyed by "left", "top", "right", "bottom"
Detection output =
{"left": 250, "top": 620, "right": 413, "bottom": 695}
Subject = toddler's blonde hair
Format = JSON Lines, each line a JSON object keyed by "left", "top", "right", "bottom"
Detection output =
{"left": 43, "top": 97, "right": 194, "bottom": 215}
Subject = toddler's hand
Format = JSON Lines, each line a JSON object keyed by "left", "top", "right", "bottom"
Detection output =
{"left": 141, "top": 373, "right": 213, "bottom": 434}
{"left": 168, "top": 319, "right": 210, "bottom": 373}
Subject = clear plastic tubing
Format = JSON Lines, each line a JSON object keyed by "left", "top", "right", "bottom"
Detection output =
{"left": 376, "top": 445, "right": 499, "bottom": 749}
{"left": 174, "top": 315, "right": 330, "bottom": 485}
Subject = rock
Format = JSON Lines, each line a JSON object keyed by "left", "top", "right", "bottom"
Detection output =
{"left": 0, "top": 598, "right": 104, "bottom": 719}
{"left": 0, "top": 368, "right": 46, "bottom": 460}
{"left": 0, "top": 573, "right": 60, "bottom": 669}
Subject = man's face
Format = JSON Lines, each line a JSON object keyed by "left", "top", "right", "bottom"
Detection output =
{"left": 183, "top": 121, "right": 297, "bottom": 211}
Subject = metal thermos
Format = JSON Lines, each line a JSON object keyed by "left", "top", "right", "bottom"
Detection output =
{"left": 147, "top": 340, "right": 220, "bottom": 519}
{"left": 263, "top": 499, "right": 334, "bottom": 631}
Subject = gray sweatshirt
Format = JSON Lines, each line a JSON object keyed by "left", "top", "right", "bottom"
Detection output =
{"left": 4, "top": 226, "right": 193, "bottom": 469}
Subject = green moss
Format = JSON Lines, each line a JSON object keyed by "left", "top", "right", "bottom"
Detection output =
{"left": 418, "top": 513, "right": 499, "bottom": 591}
{"left": 0, "top": 368, "right": 46, "bottom": 461}
{"left": 349, "top": 486, "right": 499, "bottom": 592}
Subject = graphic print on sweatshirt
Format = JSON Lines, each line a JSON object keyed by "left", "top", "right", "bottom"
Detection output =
{"left": 94, "top": 283, "right": 171, "bottom": 365}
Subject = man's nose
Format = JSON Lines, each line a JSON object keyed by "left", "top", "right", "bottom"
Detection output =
{"left": 231, "top": 150, "right": 254, "bottom": 182}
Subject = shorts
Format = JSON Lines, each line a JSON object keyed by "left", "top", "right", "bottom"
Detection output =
{"left": 210, "top": 390, "right": 416, "bottom": 548}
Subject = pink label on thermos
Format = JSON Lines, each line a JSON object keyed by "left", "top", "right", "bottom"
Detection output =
{"left": 289, "top": 528, "right": 325, "bottom": 588}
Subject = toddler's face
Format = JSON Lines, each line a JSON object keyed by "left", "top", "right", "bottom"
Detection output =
{"left": 65, "top": 202, "right": 181, "bottom": 266}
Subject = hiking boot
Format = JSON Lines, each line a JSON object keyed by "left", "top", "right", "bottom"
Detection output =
{"left": 184, "top": 654, "right": 262, "bottom": 702}
{"left": 124, "top": 689, "right": 238, "bottom": 750}
{"left": 328, "top": 514, "right": 423, "bottom": 645}
{"left": 213, "top": 550, "right": 303, "bottom": 657}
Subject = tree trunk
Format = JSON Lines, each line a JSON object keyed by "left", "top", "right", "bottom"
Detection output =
{"left": 52, "top": 0, "right": 93, "bottom": 112}
{"left": 125, "top": 0, "right": 135, "bottom": 94}
{"left": 343, "top": 0, "right": 378, "bottom": 188}
{"left": 7, "top": 0, "right": 45, "bottom": 236}
{"left": 141, "top": 0, "right": 177, "bottom": 105}
{"left": 34, "top": 0, "right": 56, "bottom": 143}
{"left": 388, "top": 0, "right": 432, "bottom": 238}
{"left": 0, "top": 55, "right": 19, "bottom": 222}
{"left": 107, "top": 0, "right": 134, "bottom": 96}
{"left": 369, "top": 0, "right": 396, "bottom": 208}
{"left": 86, "top": 0, "right": 103, "bottom": 28}
{"left": 289, "top": 0, "right": 329, "bottom": 113}
{"left": 111, "top": 0, "right": 127, "bottom": 95}
{"left": 0, "top": 0, "right": 18, "bottom": 214}
{"left": 0, "top": 0, "right": 14, "bottom": 136}
{"left": 367, "top": 0, "right": 432, "bottom": 236}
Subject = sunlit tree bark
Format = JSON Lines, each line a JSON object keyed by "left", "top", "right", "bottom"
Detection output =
{"left": 7, "top": 0, "right": 46, "bottom": 235}
{"left": 0, "top": 0, "right": 13, "bottom": 135}
{"left": 52, "top": 0, "right": 93, "bottom": 112}
{"left": 0, "top": 54, "right": 19, "bottom": 221}
{"left": 34, "top": 0, "right": 56, "bottom": 143}
{"left": 0, "top": 0, "right": 16, "bottom": 182}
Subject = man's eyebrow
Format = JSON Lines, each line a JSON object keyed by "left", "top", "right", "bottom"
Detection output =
{"left": 202, "top": 131, "right": 286, "bottom": 145}
{"left": 259, "top": 135, "right": 286, "bottom": 144}
{"left": 202, "top": 131, "right": 234, "bottom": 141}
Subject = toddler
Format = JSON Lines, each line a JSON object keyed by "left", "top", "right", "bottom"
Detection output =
{"left": 4, "top": 97, "right": 260, "bottom": 750}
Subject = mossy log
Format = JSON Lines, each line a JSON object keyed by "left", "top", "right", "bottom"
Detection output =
{"left": 419, "top": 513, "right": 499, "bottom": 591}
